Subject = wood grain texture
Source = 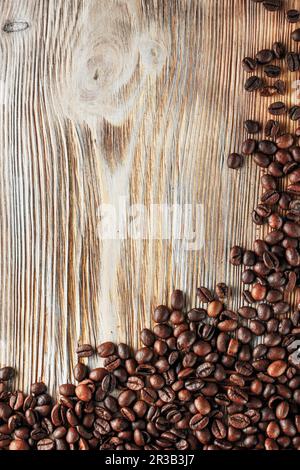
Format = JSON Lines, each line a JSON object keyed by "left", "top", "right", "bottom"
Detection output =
{"left": 0, "top": 0, "right": 299, "bottom": 393}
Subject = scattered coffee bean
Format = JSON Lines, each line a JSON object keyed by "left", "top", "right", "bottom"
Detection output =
{"left": 227, "top": 153, "right": 243, "bottom": 169}
{"left": 268, "top": 101, "right": 287, "bottom": 116}
{"left": 286, "top": 10, "right": 300, "bottom": 23}
{"left": 291, "top": 28, "right": 300, "bottom": 42}
{"left": 244, "top": 76, "right": 263, "bottom": 92}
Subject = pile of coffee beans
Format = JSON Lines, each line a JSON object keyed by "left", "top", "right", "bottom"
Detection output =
{"left": 0, "top": 287, "right": 300, "bottom": 450}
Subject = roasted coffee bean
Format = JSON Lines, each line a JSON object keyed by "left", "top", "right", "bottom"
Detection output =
{"left": 262, "top": 0, "right": 282, "bottom": 11}
{"left": 287, "top": 10, "right": 300, "bottom": 23}
{"left": 0, "top": 367, "right": 14, "bottom": 381}
{"left": 256, "top": 49, "right": 274, "bottom": 64}
{"left": 215, "top": 283, "right": 228, "bottom": 299}
{"left": 230, "top": 246, "right": 243, "bottom": 265}
{"left": 265, "top": 120, "right": 280, "bottom": 138}
{"left": 171, "top": 290, "right": 184, "bottom": 310}
{"left": 254, "top": 152, "right": 272, "bottom": 167}
{"left": 274, "top": 79, "right": 286, "bottom": 95}
{"left": 242, "top": 139, "right": 256, "bottom": 154}
{"left": 273, "top": 41, "right": 286, "bottom": 59}
{"left": 242, "top": 57, "right": 257, "bottom": 72}
{"left": 195, "top": 290, "right": 214, "bottom": 307}
{"left": 286, "top": 52, "right": 300, "bottom": 71}
{"left": 264, "top": 65, "right": 280, "bottom": 78}
{"left": 292, "top": 28, "right": 300, "bottom": 42}
{"left": 268, "top": 101, "right": 287, "bottom": 116}
{"left": 258, "top": 140, "right": 277, "bottom": 155}
{"left": 227, "top": 153, "right": 244, "bottom": 170}
{"left": 289, "top": 106, "right": 300, "bottom": 121}
{"left": 76, "top": 344, "right": 94, "bottom": 358}
{"left": 244, "top": 76, "right": 263, "bottom": 92}
{"left": 244, "top": 120, "right": 260, "bottom": 134}
{"left": 276, "top": 134, "right": 294, "bottom": 149}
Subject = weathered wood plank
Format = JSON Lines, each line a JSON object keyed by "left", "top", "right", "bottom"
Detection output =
{"left": 0, "top": 0, "right": 297, "bottom": 393}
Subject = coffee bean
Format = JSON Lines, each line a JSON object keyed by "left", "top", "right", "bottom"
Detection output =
{"left": 273, "top": 41, "right": 286, "bottom": 59}
{"left": 268, "top": 101, "right": 287, "bottom": 116}
{"left": 254, "top": 152, "right": 271, "bottom": 168}
{"left": 258, "top": 140, "right": 277, "bottom": 155}
{"left": 0, "top": 367, "right": 14, "bottom": 381}
{"left": 276, "top": 134, "right": 294, "bottom": 149}
{"left": 229, "top": 414, "right": 250, "bottom": 429}
{"left": 216, "top": 283, "right": 228, "bottom": 299}
{"left": 244, "top": 76, "right": 263, "bottom": 92}
{"left": 264, "top": 65, "right": 281, "bottom": 77}
{"left": 274, "top": 79, "right": 286, "bottom": 95}
{"left": 265, "top": 120, "right": 280, "bottom": 138}
{"left": 292, "top": 28, "right": 300, "bottom": 42}
{"left": 286, "top": 52, "right": 300, "bottom": 71}
{"left": 256, "top": 49, "right": 274, "bottom": 64}
{"left": 242, "top": 57, "right": 257, "bottom": 72}
{"left": 287, "top": 10, "right": 300, "bottom": 23}
{"left": 244, "top": 120, "right": 260, "bottom": 134}
{"left": 194, "top": 396, "right": 211, "bottom": 415}
{"left": 230, "top": 246, "right": 243, "bottom": 265}
{"left": 242, "top": 139, "right": 257, "bottom": 154}
{"left": 196, "top": 286, "right": 214, "bottom": 303}
{"left": 76, "top": 344, "right": 94, "bottom": 358}
{"left": 97, "top": 342, "right": 116, "bottom": 357}
{"left": 171, "top": 290, "right": 184, "bottom": 310}
{"left": 153, "top": 305, "right": 170, "bottom": 323}
{"left": 207, "top": 300, "right": 223, "bottom": 318}
{"left": 227, "top": 153, "right": 243, "bottom": 169}
{"left": 289, "top": 106, "right": 300, "bottom": 121}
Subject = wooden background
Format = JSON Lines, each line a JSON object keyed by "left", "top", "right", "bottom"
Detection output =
{"left": 0, "top": 0, "right": 299, "bottom": 393}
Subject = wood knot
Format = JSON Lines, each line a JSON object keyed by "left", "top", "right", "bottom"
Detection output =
{"left": 3, "top": 21, "right": 30, "bottom": 33}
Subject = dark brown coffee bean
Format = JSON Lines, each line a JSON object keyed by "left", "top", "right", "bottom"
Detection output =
{"left": 273, "top": 42, "right": 286, "bottom": 59}
{"left": 289, "top": 106, "right": 300, "bottom": 121}
{"left": 254, "top": 152, "right": 271, "bottom": 167}
{"left": 76, "top": 344, "right": 94, "bottom": 358}
{"left": 227, "top": 153, "right": 244, "bottom": 170}
{"left": 242, "top": 139, "right": 257, "bottom": 154}
{"left": 153, "top": 305, "right": 169, "bottom": 323}
{"left": 265, "top": 120, "right": 280, "bottom": 138}
{"left": 244, "top": 120, "right": 260, "bottom": 134}
{"left": 242, "top": 57, "right": 257, "bottom": 72}
{"left": 244, "top": 76, "right": 263, "bottom": 92}
{"left": 230, "top": 246, "right": 243, "bottom": 265}
{"left": 258, "top": 140, "right": 277, "bottom": 155}
{"left": 256, "top": 49, "right": 274, "bottom": 64}
{"left": 274, "top": 80, "right": 286, "bottom": 95}
{"left": 229, "top": 414, "right": 250, "bottom": 429}
{"left": 264, "top": 65, "right": 281, "bottom": 77}
{"left": 73, "top": 363, "right": 88, "bottom": 382}
{"left": 227, "top": 153, "right": 243, "bottom": 169}
{"left": 287, "top": 10, "right": 300, "bottom": 23}
{"left": 97, "top": 342, "right": 116, "bottom": 357}
{"left": 215, "top": 283, "right": 228, "bottom": 299}
{"left": 292, "top": 28, "right": 300, "bottom": 42}
{"left": 260, "top": 190, "right": 280, "bottom": 206}
{"left": 286, "top": 52, "right": 300, "bottom": 71}
{"left": 196, "top": 286, "right": 214, "bottom": 303}
{"left": 0, "top": 367, "right": 14, "bottom": 381}
{"left": 268, "top": 101, "right": 287, "bottom": 116}
{"left": 171, "top": 289, "right": 184, "bottom": 310}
